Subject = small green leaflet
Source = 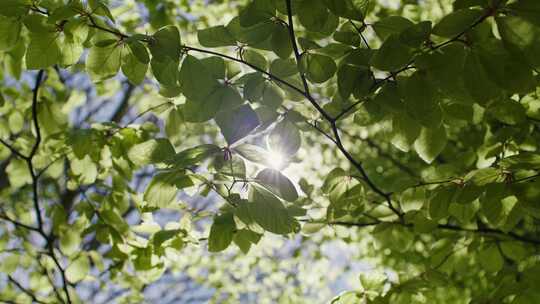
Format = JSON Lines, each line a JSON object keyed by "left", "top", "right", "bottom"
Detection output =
{"left": 255, "top": 168, "right": 299, "bottom": 202}
{"left": 128, "top": 138, "right": 176, "bottom": 166}
{"left": 143, "top": 171, "right": 194, "bottom": 208}
{"left": 242, "top": 186, "right": 298, "bottom": 235}
{"left": 414, "top": 126, "right": 447, "bottom": 164}
{"left": 268, "top": 119, "right": 301, "bottom": 157}
{"left": 208, "top": 213, "right": 236, "bottom": 252}
{"left": 26, "top": 33, "right": 61, "bottom": 69}
{"left": 300, "top": 53, "right": 337, "bottom": 83}
{"left": 66, "top": 255, "right": 90, "bottom": 283}
{"left": 215, "top": 104, "right": 260, "bottom": 145}
{"left": 197, "top": 25, "right": 237, "bottom": 47}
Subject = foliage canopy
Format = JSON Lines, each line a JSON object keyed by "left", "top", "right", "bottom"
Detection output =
{"left": 1, "top": 0, "right": 540, "bottom": 303}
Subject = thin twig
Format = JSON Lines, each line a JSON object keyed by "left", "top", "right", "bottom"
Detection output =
{"left": 8, "top": 276, "right": 47, "bottom": 304}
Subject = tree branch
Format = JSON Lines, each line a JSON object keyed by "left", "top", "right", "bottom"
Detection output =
{"left": 27, "top": 70, "right": 45, "bottom": 232}
{"left": 0, "top": 139, "right": 28, "bottom": 160}
{"left": 110, "top": 82, "right": 135, "bottom": 123}
{"left": 284, "top": 0, "right": 334, "bottom": 123}
{"left": 8, "top": 276, "right": 47, "bottom": 304}
{"left": 0, "top": 213, "right": 41, "bottom": 233}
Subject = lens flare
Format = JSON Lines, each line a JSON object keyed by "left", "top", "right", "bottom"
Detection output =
{"left": 267, "top": 149, "right": 285, "bottom": 170}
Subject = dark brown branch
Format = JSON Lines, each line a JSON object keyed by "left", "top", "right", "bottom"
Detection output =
{"left": 86, "top": 14, "right": 129, "bottom": 39}
{"left": 281, "top": 0, "right": 401, "bottom": 218}
{"left": 432, "top": 9, "right": 492, "bottom": 50}
{"left": 24, "top": 70, "right": 72, "bottom": 304}
{"left": 284, "top": 0, "right": 334, "bottom": 123}
{"left": 110, "top": 82, "right": 135, "bottom": 123}
{"left": 0, "top": 213, "right": 41, "bottom": 233}
{"left": 330, "top": 219, "right": 540, "bottom": 246}
{"left": 27, "top": 70, "right": 46, "bottom": 232}
{"left": 0, "top": 139, "right": 28, "bottom": 160}
{"left": 185, "top": 46, "right": 309, "bottom": 103}
{"left": 437, "top": 223, "right": 540, "bottom": 246}
{"left": 8, "top": 276, "right": 47, "bottom": 304}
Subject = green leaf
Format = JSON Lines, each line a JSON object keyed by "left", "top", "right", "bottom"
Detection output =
{"left": 477, "top": 39, "right": 535, "bottom": 94}
{"left": 0, "top": 0, "right": 30, "bottom": 17}
{"left": 233, "top": 144, "right": 274, "bottom": 167}
{"left": 243, "top": 49, "right": 267, "bottom": 70}
{"left": 428, "top": 186, "right": 454, "bottom": 220}
{"left": 184, "top": 85, "right": 243, "bottom": 122}
{"left": 0, "top": 16, "right": 21, "bottom": 51}
{"left": 352, "top": 101, "right": 385, "bottom": 126}
{"left": 331, "top": 291, "right": 363, "bottom": 304}
{"left": 6, "top": 158, "right": 32, "bottom": 188}
{"left": 242, "top": 72, "right": 266, "bottom": 102}
{"left": 478, "top": 244, "right": 503, "bottom": 273}
{"left": 414, "top": 125, "right": 447, "bottom": 164}
{"left": 151, "top": 57, "right": 179, "bottom": 87}
{"left": 238, "top": 0, "right": 275, "bottom": 27}
{"left": 262, "top": 83, "right": 284, "bottom": 109}
{"left": 372, "top": 16, "right": 414, "bottom": 40}
{"left": 143, "top": 171, "right": 193, "bottom": 208}
{"left": 179, "top": 55, "right": 220, "bottom": 101}
{"left": 60, "top": 229, "right": 81, "bottom": 256}
{"left": 128, "top": 138, "right": 175, "bottom": 166}
{"left": 148, "top": 25, "right": 181, "bottom": 61}
{"left": 506, "top": 0, "right": 540, "bottom": 27}
{"left": 201, "top": 56, "right": 226, "bottom": 79}
{"left": 233, "top": 229, "right": 261, "bottom": 254}
{"left": 333, "top": 23, "right": 361, "bottom": 46}
{"left": 26, "top": 33, "right": 61, "bottom": 69}
{"left": 66, "top": 255, "right": 89, "bottom": 283}
{"left": 270, "top": 58, "right": 298, "bottom": 78}
{"left": 87, "top": 42, "right": 122, "bottom": 81}
{"left": 301, "top": 53, "right": 337, "bottom": 83}
{"left": 122, "top": 41, "right": 149, "bottom": 85}
{"left": 268, "top": 119, "right": 301, "bottom": 156}
{"left": 488, "top": 99, "right": 527, "bottom": 125}
{"left": 208, "top": 213, "right": 235, "bottom": 252}
{"left": 370, "top": 34, "right": 412, "bottom": 72}
{"left": 247, "top": 186, "right": 298, "bottom": 235}
{"left": 337, "top": 64, "right": 372, "bottom": 100}
{"left": 148, "top": 26, "right": 181, "bottom": 86}
{"left": 256, "top": 168, "right": 298, "bottom": 202}
{"left": 212, "top": 153, "right": 246, "bottom": 178}
{"left": 215, "top": 104, "right": 260, "bottom": 145}
{"left": 226, "top": 17, "right": 275, "bottom": 46}
{"left": 374, "top": 83, "right": 404, "bottom": 114}
{"left": 401, "top": 73, "right": 442, "bottom": 128}
{"left": 416, "top": 43, "right": 469, "bottom": 101}
{"left": 463, "top": 49, "right": 501, "bottom": 104}
{"left": 496, "top": 16, "right": 540, "bottom": 69}
{"left": 169, "top": 144, "right": 221, "bottom": 168}
{"left": 391, "top": 113, "right": 421, "bottom": 152}
{"left": 323, "top": 0, "right": 366, "bottom": 21}
{"left": 399, "top": 21, "right": 432, "bottom": 48}
{"left": 479, "top": 183, "right": 506, "bottom": 225}
{"left": 197, "top": 25, "right": 237, "bottom": 47}
{"left": 298, "top": 0, "right": 329, "bottom": 32}
{"left": 71, "top": 155, "right": 98, "bottom": 185}
{"left": 465, "top": 168, "right": 501, "bottom": 186}
{"left": 432, "top": 8, "right": 483, "bottom": 38}
{"left": 500, "top": 241, "right": 528, "bottom": 262}
{"left": 61, "top": 34, "right": 85, "bottom": 66}
{"left": 500, "top": 152, "right": 540, "bottom": 170}
{"left": 270, "top": 23, "right": 292, "bottom": 59}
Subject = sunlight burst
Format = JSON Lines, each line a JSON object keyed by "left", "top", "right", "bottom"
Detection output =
{"left": 267, "top": 149, "right": 285, "bottom": 170}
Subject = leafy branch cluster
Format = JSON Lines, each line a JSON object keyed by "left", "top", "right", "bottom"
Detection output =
{"left": 1, "top": 0, "right": 540, "bottom": 303}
